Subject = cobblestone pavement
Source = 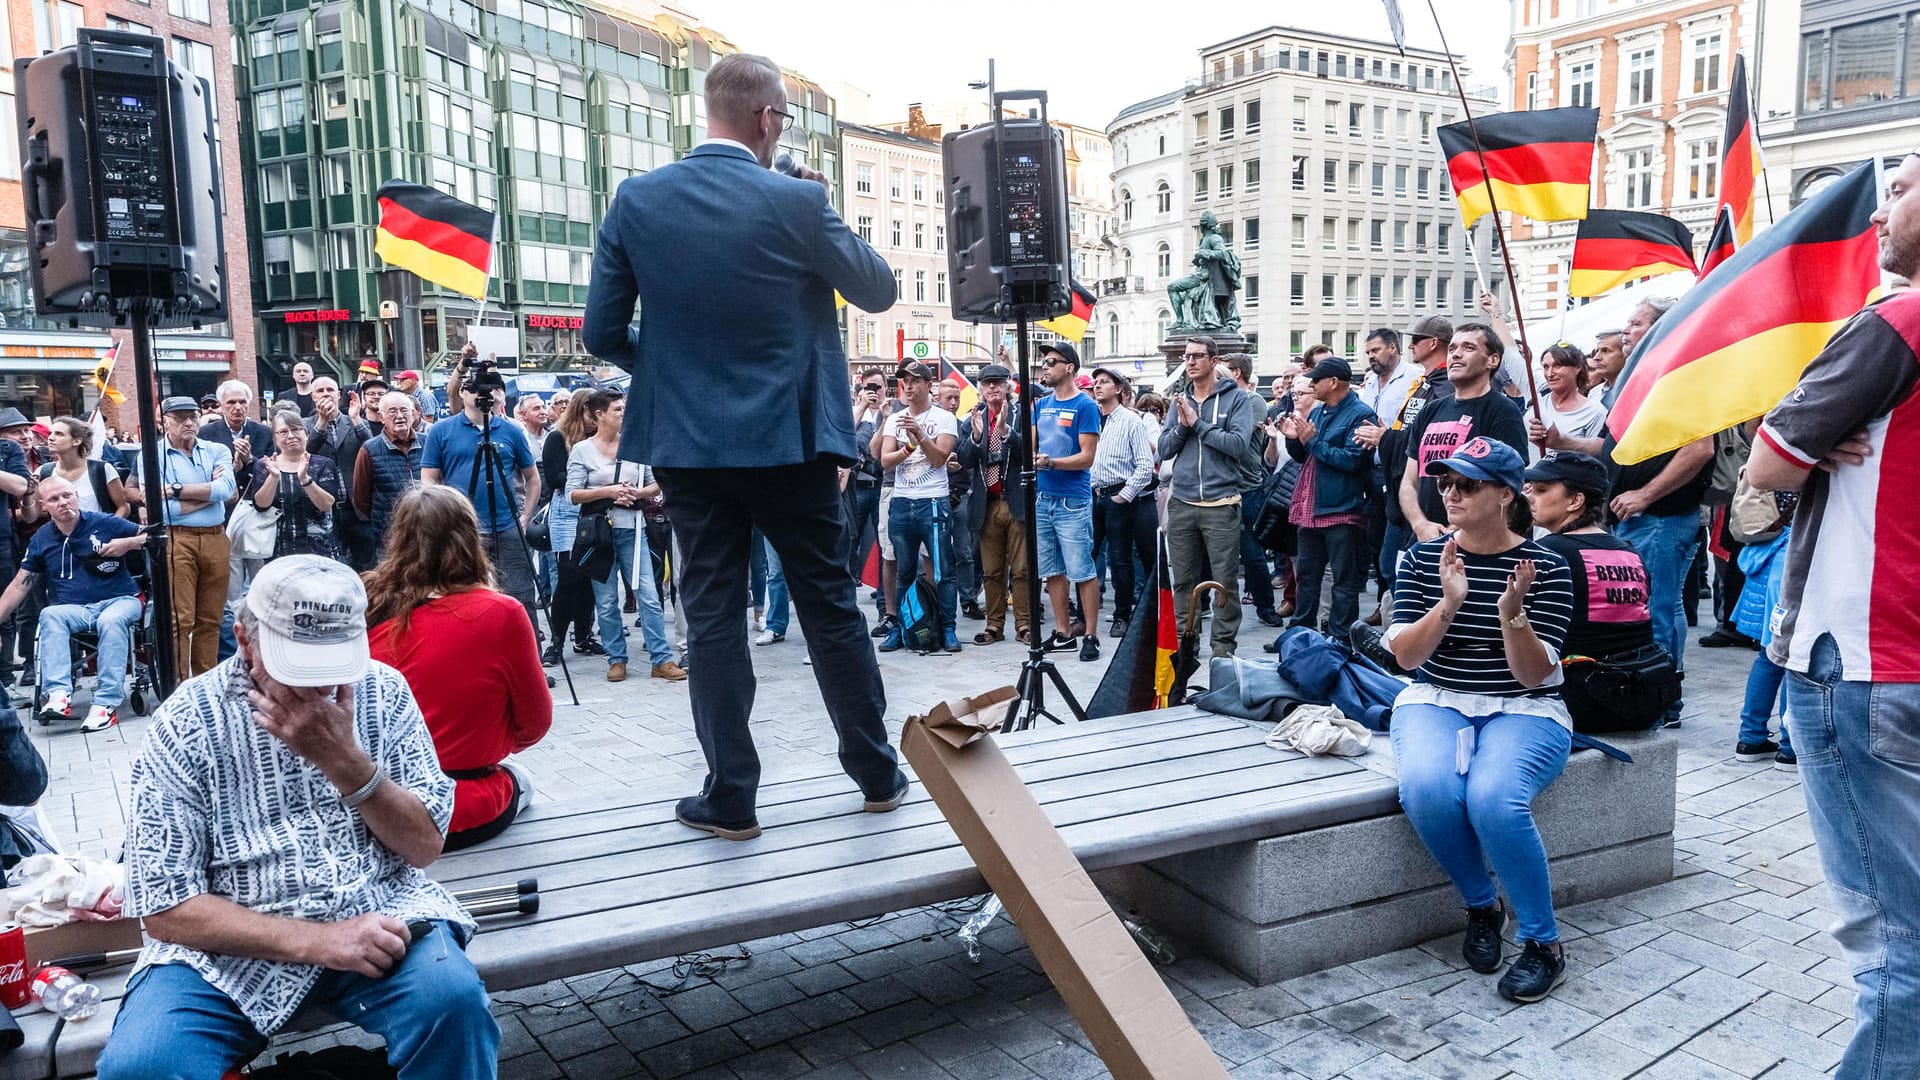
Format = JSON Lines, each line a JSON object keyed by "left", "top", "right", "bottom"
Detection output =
{"left": 32, "top": 594, "right": 1845, "bottom": 1079}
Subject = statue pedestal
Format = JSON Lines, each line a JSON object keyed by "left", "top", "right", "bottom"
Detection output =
{"left": 1157, "top": 330, "right": 1254, "bottom": 379}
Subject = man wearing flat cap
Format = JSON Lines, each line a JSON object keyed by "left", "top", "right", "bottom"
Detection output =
{"left": 156, "top": 395, "right": 237, "bottom": 676}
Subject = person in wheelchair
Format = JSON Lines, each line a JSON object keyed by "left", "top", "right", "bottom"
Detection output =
{"left": 0, "top": 477, "right": 148, "bottom": 731}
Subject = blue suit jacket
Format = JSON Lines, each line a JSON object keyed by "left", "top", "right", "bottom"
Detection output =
{"left": 583, "top": 143, "right": 895, "bottom": 469}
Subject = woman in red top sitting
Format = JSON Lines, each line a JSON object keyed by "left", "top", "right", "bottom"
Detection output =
{"left": 365, "top": 486, "right": 553, "bottom": 850}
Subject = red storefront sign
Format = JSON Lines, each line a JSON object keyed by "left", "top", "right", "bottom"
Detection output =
{"left": 285, "top": 309, "right": 351, "bottom": 323}
{"left": 527, "top": 314, "right": 584, "bottom": 330}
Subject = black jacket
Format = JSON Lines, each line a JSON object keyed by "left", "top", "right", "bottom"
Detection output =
{"left": 957, "top": 402, "right": 1028, "bottom": 523}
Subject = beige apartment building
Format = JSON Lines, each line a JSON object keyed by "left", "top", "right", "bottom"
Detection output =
{"left": 1, "top": 0, "right": 255, "bottom": 421}
{"left": 837, "top": 119, "right": 970, "bottom": 370}
{"left": 1505, "top": 0, "right": 1759, "bottom": 322}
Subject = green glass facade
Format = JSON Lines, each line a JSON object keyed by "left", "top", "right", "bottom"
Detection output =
{"left": 233, "top": 0, "right": 839, "bottom": 384}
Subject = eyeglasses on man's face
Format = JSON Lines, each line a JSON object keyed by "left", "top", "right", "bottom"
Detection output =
{"left": 1183, "top": 350, "right": 1210, "bottom": 360}
{"left": 765, "top": 105, "right": 794, "bottom": 132}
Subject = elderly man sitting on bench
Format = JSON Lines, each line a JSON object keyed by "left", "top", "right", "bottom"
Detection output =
{"left": 0, "top": 476, "right": 146, "bottom": 733}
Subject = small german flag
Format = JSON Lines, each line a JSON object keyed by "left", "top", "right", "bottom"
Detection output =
{"left": 1438, "top": 107, "right": 1598, "bottom": 227}
{"left": 1568, "top": 210, "right": 1696, "bottom": 298}
{"left": 1719, "top": 54, "right": 1763, "bottom": 246}
{"left": 1698, "top": 207, "right": 1737, "bottom": 279}
{"left": 939, "top": 359, "right": 979, "bottom": 418}
{"left": 1036, "top": 280, "right": 1096, "bottom": 342}
{"left": 1086, "top": 529, "right": 1179, "bottom": 717}
{"left": 374, "top": 180, "right": 494, "bottom": 300}
{"left": 1606, "top": 161, "right": 1881, "bottom": 464}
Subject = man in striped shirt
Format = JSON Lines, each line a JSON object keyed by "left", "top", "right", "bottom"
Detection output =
{"left": 1088, "top": 368, "right": 1157, "bottom": 640}
{"left": 1745, "top": 150, "right": 1920, "bottom": 1079}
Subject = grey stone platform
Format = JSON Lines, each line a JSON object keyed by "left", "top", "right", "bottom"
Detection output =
{"left": 1098, "top": 730, "right": 1678, "bottom": 984}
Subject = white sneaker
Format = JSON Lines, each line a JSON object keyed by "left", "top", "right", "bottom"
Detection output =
{"left": 79, "top": 705, "right": 116, "bottom": 733}
{"left": 754, "top": 629, "right": 783, "bottom": 646}
{"left": 501, "top": 760, "right": 535, "bottom": 816}
{"left": 751, "top": 610, "right": 765, "bottom": 632}
{"left": 37, "top": 689, "right": 70, "bottom": 725}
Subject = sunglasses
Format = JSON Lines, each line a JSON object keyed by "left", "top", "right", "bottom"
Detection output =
{"left": 1435, "top": 475, "right": 1489, "bottom": 495}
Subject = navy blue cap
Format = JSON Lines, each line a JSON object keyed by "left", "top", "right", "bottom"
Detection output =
{"left": 1523, "top": 450, "right": 1610, "bottom": 495}
{"left": 1425, "top": 436, "right": 1527, "bottom": 493}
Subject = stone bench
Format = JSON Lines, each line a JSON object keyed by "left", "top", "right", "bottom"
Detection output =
{"left": 1094, "top": 727, "right": 1678, "bottom": 984}
{"left": 0, "top": 707, "right": 1675, "bottom": 1076}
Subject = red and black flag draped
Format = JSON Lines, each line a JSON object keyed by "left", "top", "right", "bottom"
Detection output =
{"left": 1719, "top": 54, "right": 1762, "bottom": 246}
{"left": 1087, "top": 530, "right": 1179, "bottom": 717}
{"left": 1568, "top": 210, "right": 1696, "bottom": 298}
{"left": 1698, "top": 207, "right": 1737, "bottom": 279}
{"left": 1606, "top": 161, "right": 1881, "bottom": 464}
{"left": 1437, "top": 107, "right": 1598, "bottom": 227}
{"left": 375, "top": 181, "right": 495, "bottom": 299}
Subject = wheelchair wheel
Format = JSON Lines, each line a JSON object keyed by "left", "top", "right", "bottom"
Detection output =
{"left": 129, "top": 688, "right": 148, "bottom": 717}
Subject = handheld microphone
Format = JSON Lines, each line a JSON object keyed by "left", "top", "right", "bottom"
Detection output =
{"left": 772, "top": 153, "right": 798, "bottom": 176}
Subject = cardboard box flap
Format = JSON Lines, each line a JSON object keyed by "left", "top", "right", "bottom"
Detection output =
{"left": 917, "top": 687, "right": 1019, "bottom": 749}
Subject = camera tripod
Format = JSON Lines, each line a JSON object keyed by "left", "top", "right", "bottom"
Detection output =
{"left": 463, "top": 375, "right": 579, "bottom": 707}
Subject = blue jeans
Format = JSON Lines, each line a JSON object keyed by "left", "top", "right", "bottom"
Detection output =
{"left": 1391, "top": 703, "right": 1573, "bottom": 944}
{"left": 40, "top": 596, "right": 142, "bottom": 710}
{"left": 591, "top": 527, "right": 672, "bottom": 667}
{"left": 1381, "top": 520, "right": 1412, "bottom": 595}
{"left": 1239, "top": 487, "right": 1277, "bottom": 614}
{"left": 1615, "top": 511, "right": 1697, "bottom": 708}
{"left": 889, "top": 496, "right": 956, "bottom": 633}
{"left": 763, "top": 534, "right": 789, "bottom": 636}
{"left": 97, "top": 922, "right": 498, "bottom": 1080}
{"left": 1034, "top": 492, "right": 1096, "bottom": 583}
{"left": 1785, "top": 633, "right": 1920, "bottom": 1080}
{"left": 1738, "top": 653, "right": 1792, "bottom": 752}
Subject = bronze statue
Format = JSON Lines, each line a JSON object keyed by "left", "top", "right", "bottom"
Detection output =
{"left": 1168, "top": 212, "right": 1242, "bottom": 333}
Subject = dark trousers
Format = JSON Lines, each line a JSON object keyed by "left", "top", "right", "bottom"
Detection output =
{"left": 889, "top": 496, "right": 956, "bottom": 634}
{"left": 844, "top": 482, "right": 880, "bottom": 582}
{"left": 482, "top": 531, "right": 540, "bottom": 635}
{"left": 1291, "top": 523, "right": 1366, "bottom": 642}
{"left": 1092, "top": 492, "right": 1156, "bottom": 620}
{"left": 950, "top": 487, "right": 981, "bottom": 602}
{"left": 656, "top": 462, "right": 901, "bottom": 820}
{"left": 1239, "top": 487, "right": 1277, "bottom": 616}
{"left": 551, "top": 550, "right": 597, "bottom": 648}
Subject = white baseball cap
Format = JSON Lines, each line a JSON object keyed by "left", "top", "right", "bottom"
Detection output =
{"left": 244, "top": 555, "right": 370, "bottom": 687}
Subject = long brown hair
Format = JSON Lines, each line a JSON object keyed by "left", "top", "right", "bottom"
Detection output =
{"left": 555, "top": 386, "right": 596, "bottom": 449}
{"left": 361, "top": 486, "right": 495, "bottom": 635}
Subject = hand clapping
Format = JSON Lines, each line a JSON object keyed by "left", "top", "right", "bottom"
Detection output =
{"left": 1498, "top": 559, "right": 1536, "bottom": 621}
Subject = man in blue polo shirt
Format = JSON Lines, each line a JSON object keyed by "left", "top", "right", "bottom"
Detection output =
{"left": 1032, "top": 342, "right": 1103, "bottom": 662}
{"left": 420, "top": 354, "right": 542, "bottom": 629}
{"left": 0, "top": 477, "right": 146, "bottom": 731}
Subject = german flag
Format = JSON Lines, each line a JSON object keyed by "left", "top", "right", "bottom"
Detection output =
{"left": 1605, "top": 161, "right": 1881, "bottom": 464}
{"left": 1087, "top": 529, "right": 1178, "bottom": 717}
{"left": 1568, "top": 210, "right": 1696, "bottom": 298}
{"left": 939, "top": 359, "right": 979, "bottom": 418}
{"left": 374, "top": 180, "right": 494, "bottom": 300}
{"left": 1719, "top": 54, "right": 1762, "bottom": 246}
{"left": 1698, "top": 207, "right": 1737, "bottom": 279}
{"left": 1438, "top": 107, "right": 1598, "bottom": 227}
{"left": 1036, "top": 280, "right": 1096, "bottom": 342}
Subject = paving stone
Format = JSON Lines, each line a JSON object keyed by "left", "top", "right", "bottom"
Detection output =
{"left": 611, "top": 1011, "right": 694, "bottom": 1055}
{"left": 789, "top": 962, "right": 862, "bottom": 998}
{"left": 1581, "top": 942, "right": 1700, "bottom": 996}
{"left": 1350, "top": 1015, "right": 1442, "bottom": 1061}
{"left": 1492, "top": 1031, "right": 1652, "bottom": 1080}
{"left": 1271, "top": 1028, "right": 1380, "bottom": 1080}
{"left": 1646, "top": 929, "right": 1767, "bottom": 977}
{"left": 1680, "top": 1028, "right": 1787, "bottom": 1077}
{"left": 1348, "top": 947, "right": 1460, "bottom": 990}
{"left": 728, "top": 1044, "right": 815, "bottom": 1080}
{"left": 1279, "top": 965, "right": 1387, "bottom": 1010}
{"left": 847, "top": 1041, "right": 953, "bottom": 1079}
{"left": 497, "top": 1052, "right": 567, "bottom": 1080}
{"left": 1406, "top": 1042, "right": 1512, "bottom": 1080}
{"left": 905, "top": 1020, "right": 999, "bottom": 1063}
{"left": 1016, "top": 1038, "right": 1108, "bottom": 1080}
{"left": 636, "top": 1026, "right": 752, "bottom": 1079}
{"left": 788, "top": 1024, "right": 874, "bottom": 1068}
{"left": 660, "top": 983, "right": 752, "bottom": 1033}
{"left": 1213, "top": 986, "right": 1313, "bottom": 1028}
{"left": 1201, "top": 1021, "right": 1284, "bottom": 1065}
{"left": 535, "top": 1016, "right": 621, "bottom": 1061}
{"left": 1422, "top": 1011, "right": 1521, "bottom": 1058}
{"left": 790, "top": 992, "right": 866, "bottom": 1032}
{"left": 848, "top": 1000, "right": 950, "bottom": 1048}
{"left": 733, "top": 1007, "right": 814, "bottom": 1051}
{"left": 557, "top": 1044, "right": 640, "bottom": 1079}
{"left": 1588, "top": 1008, "right": 1693, "bottom": 1057}
{"left": 979, "top": 1015, "right": 1066, "bottom": 1059}
{"left": 1633, "top": 1051, "right": 1747, "bottom": 1079}
{"left": 1311, "top": 1001, "right": 1389, "bottom": 1033}
{"left": 1712, "top": 1008, "right": 1845, "bottom": 1072}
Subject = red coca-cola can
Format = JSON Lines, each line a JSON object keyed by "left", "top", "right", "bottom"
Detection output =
{"left": 0, "top": 923, "right": 27, "bottom": 1009}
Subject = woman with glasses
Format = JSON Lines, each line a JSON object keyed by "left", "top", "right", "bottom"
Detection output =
{"left": 1528, "top": 344, "right": 1609, "bottom": 451}
{"left": 1386, "top": 436, "right": 1576, "bottom": 1005}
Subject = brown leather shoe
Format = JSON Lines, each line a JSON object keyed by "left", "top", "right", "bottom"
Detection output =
{"left": 650, "top": 661, "right": 688, "bottom": 682}
{"left": 607, "top": 662, "right": 628, "bottom": 682}
{"left": 1364, "top": 605, "right": 1383, "bottom": 627}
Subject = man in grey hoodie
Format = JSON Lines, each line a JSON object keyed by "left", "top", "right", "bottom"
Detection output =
{"left": 1159, "top": 335, "right": 1260, "bottom": 658}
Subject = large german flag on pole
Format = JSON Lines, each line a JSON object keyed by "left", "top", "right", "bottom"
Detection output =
{"left": 1568, "top": 210, "right": 1696, "bottom": 298}
{"left": 1036, "top": 280, "right": 1097, "bottom": 342}
{"left": 1605, "top": 161, "right": 1882, "bottom": 464}
{"left": 1438, "top": 107, "right": 1598, "bottom": 227}
{"left": 374, "top": 181, "right": 494, "bottom": 300}
{"left": 1086, "top": 529, "right": 1178, "bottom": 717}
{"left": 1719, "top": 54, "right": 1762, "bottom": 246}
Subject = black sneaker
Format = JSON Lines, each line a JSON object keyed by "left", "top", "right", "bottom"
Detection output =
{"left": 574, "top": 638, "right": 607, "bottom": 657}
{"left": 539, "top": 645, "right": 561, "bottom": 667}
{"left": 1463, "top": 903, "right": 1505, "bottom": 974}
{"left": 1042, "top": 631, "right": 1078, "bottom": 653}
{"left": 1775, "top": 749, "right": 1798, "bottom": 769}
{"left": 1079, "top": 635, "right": 1101, "bottom": 663}
{"left": 1498, "top": 940, "right": 1568, "bottom": 1003}
{"left": 1735, "top": 739, "right": 1780, "bottom": 763}
{"left": 869, "top": 615, "right": 898, "bottom": 639}
{"left": 1109, "top": 615, "right": 1129, "bottom": 639}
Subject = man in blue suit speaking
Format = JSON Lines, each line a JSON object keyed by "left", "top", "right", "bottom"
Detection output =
{"left": 583, "top": 53, "right": 908, "bottom": 841}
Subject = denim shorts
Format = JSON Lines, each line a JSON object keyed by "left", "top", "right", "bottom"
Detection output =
{"left": 1035, "top": 492, "right": 1096, "bottom": 582}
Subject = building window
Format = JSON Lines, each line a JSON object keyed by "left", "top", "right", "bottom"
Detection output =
{"left": 1825, "top": 20, "right": 1898, "bottom": 109}
{"left": 914, "top": 270, "right": 926, "bottom": 302}
{"left": 1194, "top": 169, "right": 1209, "bottom": 201}
{"left": 1219, "top": 105, "right": 1235, "bottom": 139}
{"left": 1622, "top": 148, "right": 1656, "bottom": 208}
{"left": 33, "top": 0, "right": 83, "bottom": 52}
{"left": 1416, "top": 166, "right": 1431, "bottom": 198}
{"left": 1565, "top": 62, "right": 1595, "bottom": 109}
{"left": 1626, "top": 47, "right": 1657, "bottom": 107}
{"left": 1218, "top": 164, "right": 1234, "bottom": 196}
{"left": 889, "top": 169, "right": 903, "bottom": 198}
{"left": 331, "top": 230, "right": 357, "bottom": 270}
{"left": 1394, "top": 165, "right": 1408, "bottom": 198}
{"left": 1247, "top": 275, "right": 1261, "bottom": 305}
{"left": 1245, "top": 217, "right": 1260, "bottom": 249}
{"left": 936, "top": 272, "right": 947, "bottom": 303}
{"left": 1293, "top": 97, "right": 1309, "bottom": 132}
{"left": 1802, "top": 32, "right": 1827, "bottom": 112}
{"left": 1393, "top": 221, "right": 1407, "bottom": 251}
{"left": 890, "top": 219, "right": 902, "bottom": 247}
{"left": 1157, "top": 242, "right": 1172, "bottom": 279}
{"left": 1157, "top": 308, "right": 1173, "bottom": 340}
{"left": 935, "top": 224, "right": 945, "bottom": 252}
{"left": 912, "top": 173, "right": 925, "bottom": 201}
{"left": 1369, "top": 219, "right": 1384, "bottom": 252}
{"left": 1194, "top": 112, "right": 1209, "bottom": 142}
{"left": 1246, "top": 158, "right": 1261, "bottom": 191}
{"left": 1692, "top": 33, "right": 1724, "bottom": 94}
{"left": 1291, "top": 156, "right": 1307, "bottom": 191}
{"left": 1686, "top": 138, "right": 1720, "bottom": 201}
{"left": 892, "top": 269, "right": 902, "bottom": 299}
{"left": 1346, "top": 275, "right": 1361, "bottom": 307}
{"left": 1322, "top": 159, "right": 1338, "bottom": 193}
{"left": 1437, "top": 277, "right": 1451, "bottom": 306}
{"left": 1369, "top": 275, "right": 1383, "bottom": 307}
{"left": 855, "top": 164, "right": 873, "bottom": 194}
{"left": 913, "top": 221, "right": 925, "bottom": 249}
{"left": 1370, "top": 163, "right": 1385, "bottom": 197}
{"left": 1292, "top": 216, "right": 1307, "bottom": 249}
{"left": 856, "top": 215, "right": 872, "bottom": 243}
{"left": 1107, "top": 315, "right": 1121, "bottom": 356}
{"left": 1120, "top": 187, "right": 1133, "bottom": 222}
{"left": 1245, "top": 100, "right": 1261, "bottom": 132}
{"left": 1155, "top": 181, "right": 1172, "bottom": 214}
{"left": 1322, "top": 274, "right": 1336, "bottom": 304}
{"left": 166, "top": 0, "right": 210, "bottom": 23}
{"left": 1438, "top": 222, "right": 1451, "bottom": 252}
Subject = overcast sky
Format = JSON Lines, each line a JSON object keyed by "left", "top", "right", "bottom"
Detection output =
{"left": 684, "top": 0, "right": 1513, "bottom": 130}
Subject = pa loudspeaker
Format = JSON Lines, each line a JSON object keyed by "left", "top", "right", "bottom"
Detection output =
{"left": 942, "top": 112, "right": 1070, "bottom": 322}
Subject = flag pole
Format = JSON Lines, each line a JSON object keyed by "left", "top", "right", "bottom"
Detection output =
{"left": 1423, "top": 0, "right": 1545, "bottom": 427}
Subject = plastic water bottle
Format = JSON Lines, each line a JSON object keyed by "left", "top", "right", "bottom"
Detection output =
{"left": 29, "top": 966, "right": 100, "bottom": 1021}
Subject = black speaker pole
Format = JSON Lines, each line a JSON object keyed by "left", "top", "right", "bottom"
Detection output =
{"left": 1007, "top": 311, "right": 1084, "bottom": 733}
{"left": 129, "top": 303, "right": 177, "bottom": 696}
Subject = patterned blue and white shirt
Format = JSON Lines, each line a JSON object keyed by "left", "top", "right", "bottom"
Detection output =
{"left": 123, "top": 657, "right": 473, "bottom": 1035}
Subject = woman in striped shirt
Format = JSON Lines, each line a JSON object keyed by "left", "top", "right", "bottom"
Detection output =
{"left": 1385, "top": 436, "right": 1576, "bottom": 1005}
